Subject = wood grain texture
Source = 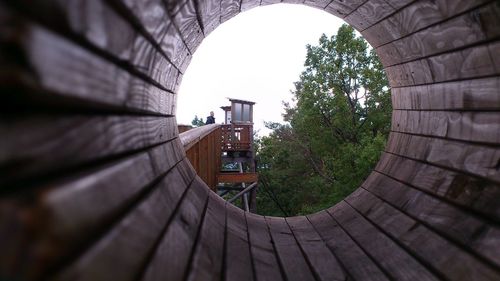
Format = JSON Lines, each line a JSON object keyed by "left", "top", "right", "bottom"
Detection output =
{"left": 196, "top": 0, "right": 221, "bottom": 34}
{"left": 1, "top": 1, "right": 500, "bottom": 281}
{"left": 260, "top": 0, "right": 281, "bottom": 7}
{"left": 307, "top": 211, "right": 391, "bottom": 281}
{"left": 172, "top": 0, "right": 204, "bottom": 55}
{"left": 141, "top": 177, "right": 209, "bottom": 281}
{"left": 362, "top": 171, "right": 500, "bottom": 268}
{"left": 392, "top": 77, "right": 500, "bottom": 110}
{"left": 377, "top": 2, "right": 500, "bottom": 67}
{"left": 185, "top": 193, "right": 226, "bottom": 281}
{"left": 344, "top": 0, "right": 395, "bottom": 31}
{"left": 0, "top": 17, "right": 176, "bottom": 114}
{"left": 346, "top": 188, "right": 500, "bottom": 281}
{"left": 328, "top": 202, "right": 440, "bottom": 281}
{"left": 303, "top": 0, "right": 331, "bottom": 11}
{"left": 220, "top": 0, "right": 240, "bottom": 23}
{"left": 265, "top": 216, "right": 316, "bottom": 281}
{"left": 385, "top": 132, "right": 500, "bottom": 184}
{"left": 0, "top": 141, "right": 184, "bottom": 279}
{"left": 245, "top": 212, "right": 284, "bottom": 281}
{"left": 375, "top": 153, "right": 500, "bottom": 222}
{"left": 0, "top": 115, "right": 176, "bottom": 186}
{"left": 224, "top": 204, "right": 254, "bottom": 281}
{"left": 386, "top": 40, "right": 499, "bottom": 88}
{"left": 52, "top": 161, "right": 196, "bottom": 281}
{"left": 3, "top": 0, "right": 179, "bottom": 90}
{"left": 391, "top": 110, "right": 500, "bottom": 144}
{"left": 363, "top": 0, "right": 492, "bottom": 48}
{"left": 323, "top": 0, "right": 362, "bottom": 18}
{"left": 286, "top": 216, "right": 347, "bottom": 281}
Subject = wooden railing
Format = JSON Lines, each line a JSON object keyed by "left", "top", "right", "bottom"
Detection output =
{"left": 220, "top": 124, "right": 252, "bottom": 151}
{"left": 180, "top": 124, "right": 221, "bottom": 191}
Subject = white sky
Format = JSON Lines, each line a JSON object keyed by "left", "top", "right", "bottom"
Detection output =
{"left": 177, "top": 4, "right": 345, "bottom": 136}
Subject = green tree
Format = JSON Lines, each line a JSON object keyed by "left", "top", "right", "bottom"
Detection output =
{"left": 191, "top": 115, "right": 205, "bottom": 127}
{"left": 257, "top": 24, "right": 391, "bottom": 216}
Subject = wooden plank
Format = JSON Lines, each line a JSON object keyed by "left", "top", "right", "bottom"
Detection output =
{"left": 286, "top": 216, "right": 346, "bottom": 281}
{"left": 185, "top": 193, "right": 226, "bottom": 281}
{"left": 217, "top": 173, "right": 258, "bottom": 183}
{"left": 307, "top": 211, "right": 390, "bottom": 281}
{"left": 346, "top": 188, "right": 500, "bottom": 281}
{"left": 4, "top": 0, "right": 178, "bottom": 90}
{"left": 391, "top": 110, "right": 500, "bottom": 145}
{"left": 260, "top": 0, "right": 281, "bottom": 7}
{"left": 364, "top": 0, "right": 492, "bottom": 48}
{"left": 245, "top": 213, "right": 284, "bottom": 281}
{"left": 0, "top": 115, "right": 176, "bottom": 186}
{"left": 114, "top": 0, "right": 172, "bottom": 43}
{"left": 382, "top": 0, "right": 415, "bottom": 10}
{"left": 363, "top": 171, "right": 500, "bottom": 268}
{"left": 240, "top": 0, "right": 260, "bottom": 13}
{"left": 303, "top": 0, "right": 331, "bottom": 11}
{"left": 220, "top": 0, "right": 240, "bottom": 23}
{"left": 376, "top": 153, "right": 500, "bottom": 221}
{"left": 195, "top": 0, "right": 220, "bottom": 35}
{"left": 180, "top": 124, "right": 220, "bottom": 150}
{"left": 0, "top": 16, "right": 176, "bottom": 114}
{"left": 112, "top": 0, "right": 190, "bottom": 72}
{"left": 392, "top": 77, "right": 500, "bottom": 111}
{"left": 323, "top": 0, "right": 363, "bottom": 18}
{"left": 0, "top": 143, "right": 182, "bottom": 280}
{"left": 385, "top": 132, "right": 500, "bottom": 184}
{"left": 158, "top": 22, "right": 191, "bottom": 72}
{"left": 386, "top": 40, "right": 499, "bottom": 88}
{"left": 489, "top": 40, "right": 500, "bottom": 71}
{"left": 377, "top": 2, "right": 500, "bottom": 67}
{"left": 281, "top": 0, "right": 303, "bottom": 4}
{"left": 224, "top": 204, "right": 254, "bottom": 281}
{"left": 344, "top": 0, "right": 395, "bottom": 31}
{"left": 141, "top": 177, "right": 209, "bottom": 281}
{"left": 199, "top": 137, "right": 209, "bottom": 186}
{"left": 265, "top": 216, "right": 316, "bottom": 281}
{"left": 328, "top": 202, "right": 440, "bottom": 281}
{"left": 172, "top": 0, "right": 204, "bottom": 55}
{"left": 52, "top": 163, "right": 196, "bottom": 281}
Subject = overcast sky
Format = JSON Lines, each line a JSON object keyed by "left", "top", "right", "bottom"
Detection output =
{"left": 177, "top": 4, "right": 345, "bottom": 136}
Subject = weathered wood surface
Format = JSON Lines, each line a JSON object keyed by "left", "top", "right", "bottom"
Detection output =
{"left": 392, "top": 77, "right": 500, "bottom": 111}
{"left": 217, "top": 172, "right": 258, "bottom": 183}
{"left": 0, "top": 13, "right": 176, "bottom": 115}
{"left": 375, "top": 153, "right": 500, "bottom": 222}
{"left": 245, "top": 212, "right": 284, "bottom": 281}
{"left": 1, "top": 0, "right": 500, "bottom": 280}
{"left": 265, "top": 216, "right": 316, "bottom": 281}
{"left": 181, "top": 124, "right": 221, "bottom": 189}
{"left": 286, "top": 216, "right": 347, "bottom": 281}
{"left": 307, "top": 211, "right": 391, "bottom": 281}
{"left": 224, "top": 204, "right": 254, "bottom": 281}
{"left": 0, "top": 115, "right": 177, "bottom": 186}
{"left": 185, "top": 193, "right": 225, "bottom": 281}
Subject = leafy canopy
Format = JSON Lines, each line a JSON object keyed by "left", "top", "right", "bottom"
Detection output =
{"left": 256, "top": 24, "right": 391, "bottom": 216}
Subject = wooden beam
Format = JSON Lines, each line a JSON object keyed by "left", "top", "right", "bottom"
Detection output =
{"left": 217, "top": 173, "right": 258, "bottom": 183}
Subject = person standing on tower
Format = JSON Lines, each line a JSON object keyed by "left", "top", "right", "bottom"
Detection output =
{"left": 205, "top": 111, "right": 215, "bottom": 124}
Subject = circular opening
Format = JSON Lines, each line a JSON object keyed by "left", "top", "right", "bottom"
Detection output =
{"left": 177, "top": 4, "right": 391, "bottom": 216}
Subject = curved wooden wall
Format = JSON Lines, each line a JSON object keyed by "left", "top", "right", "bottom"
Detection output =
{"left": 1, "top": 0, "right": 499, "bottom": 280}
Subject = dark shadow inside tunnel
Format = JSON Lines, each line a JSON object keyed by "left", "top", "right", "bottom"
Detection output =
{"left": 1, "top": 0, "right": 499, "bottom": 280}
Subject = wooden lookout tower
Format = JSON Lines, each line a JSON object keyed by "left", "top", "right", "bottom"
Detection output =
{"left": 179, "top": 98, "right": 258, "bottom": 212}
{"left": 217, "top": 98, "right": 258, "bottom": 212}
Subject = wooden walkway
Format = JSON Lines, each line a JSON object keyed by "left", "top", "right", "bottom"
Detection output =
{"left": 1, "top": 0, "right": 499, "bottom": 280}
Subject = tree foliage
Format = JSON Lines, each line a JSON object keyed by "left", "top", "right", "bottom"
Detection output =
{"left": 256, "top": 25, "right": 391, "bottom": 216}
{"left": 191, "top": 115, "right": 205, "bottom": 127}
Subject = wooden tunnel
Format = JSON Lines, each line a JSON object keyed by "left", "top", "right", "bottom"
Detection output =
{"left": 0, "top": 0, "right": 499, "bottom": 280}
